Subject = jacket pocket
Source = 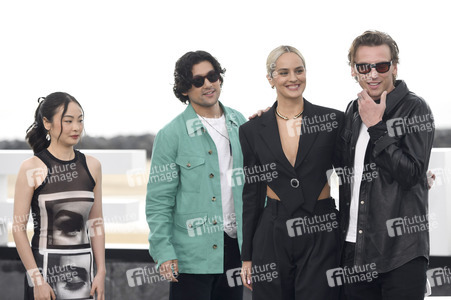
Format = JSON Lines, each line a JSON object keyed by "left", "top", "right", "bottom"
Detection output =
{"left": 175, "top": 156, "right": 205, "bottom": 192}
{"left": 174, "top": 212, "right": 207, "bottom": 245}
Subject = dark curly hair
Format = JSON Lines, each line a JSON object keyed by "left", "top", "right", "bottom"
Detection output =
{"left": 173, "top": 51, "right": 226, "bottom": 104}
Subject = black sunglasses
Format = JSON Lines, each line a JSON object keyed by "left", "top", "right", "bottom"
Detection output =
{"left": 355, "top": 61, "right": 392, "bottom": 74}
{"left": 192, "top": 70, "right": 220, "bottom": 88}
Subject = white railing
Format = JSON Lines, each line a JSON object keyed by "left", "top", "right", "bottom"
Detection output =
{"left": 1, "top": 148, "right": 450, "bottom": 255}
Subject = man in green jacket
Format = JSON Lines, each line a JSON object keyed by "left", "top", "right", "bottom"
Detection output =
{"left": 146, "top": 50, "right": 246, "bottom": 300}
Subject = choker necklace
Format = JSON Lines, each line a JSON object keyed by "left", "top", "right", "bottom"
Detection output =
{"left": 275, "top": 107, "right": 304, "bottom": 120}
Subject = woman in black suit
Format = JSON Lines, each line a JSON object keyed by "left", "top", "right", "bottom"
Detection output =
{"left": 239, "top": 46, "right": 343, "bottom": 299}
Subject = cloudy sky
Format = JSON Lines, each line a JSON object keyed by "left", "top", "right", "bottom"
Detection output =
{"left": 1, "top": 0, "right": 450, "bottom": 141}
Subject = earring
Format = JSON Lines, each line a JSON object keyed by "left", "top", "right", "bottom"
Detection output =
{"left": 271, "top": 85, "right": 275, "bottom": 89}
{"left": 46, "top": 131, "right": 51, "bottom": 141}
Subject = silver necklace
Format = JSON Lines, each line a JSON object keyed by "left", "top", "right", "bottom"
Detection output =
{"left": 199, "top": 115, "right": 232, "bottom": 155}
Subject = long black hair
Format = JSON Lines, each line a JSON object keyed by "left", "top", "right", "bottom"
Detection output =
{"left": 26, "top": 92, "right": 83, "bottom": 153}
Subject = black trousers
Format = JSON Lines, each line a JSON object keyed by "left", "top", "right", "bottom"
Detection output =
{"left": 169, "top": 232, "right": 243, "bottom": 300}
{"left": 342, "top": 242, "right": 427, "bottom": 300}
{"left": 251, "top": 197, "right": 341, "bottom": 300}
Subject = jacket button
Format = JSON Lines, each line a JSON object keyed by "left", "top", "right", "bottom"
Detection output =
{"left": 187, "top": 163, "right": 191, "bottom": 167}
{"left": 212, "top": 197, "right": 216, "bottom": 202}
{"left": 188, "top": 224, "right": 193, "bottom": 228}
{"left": 358, "top": 230, "right": 363, "bottom": 234}
{"left": 212, "top": 244, "right": 218, "bottom": 249}
{"left": 290, "top": 178, "right": 300, "bottom": 188}
{"left": 209, "top": 173, "right": 214, "bottom": 178}
{"left": 360, "top": 201, "right": 364, "bottom": 205}
{"left": 208, "top": 150, "right": 213, "bottom": 155}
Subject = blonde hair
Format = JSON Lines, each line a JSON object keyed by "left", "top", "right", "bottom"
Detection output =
{"left": 266, "top": 45, "right": 306, "bottom": 78}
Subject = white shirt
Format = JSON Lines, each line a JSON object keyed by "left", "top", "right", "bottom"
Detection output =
{"left": 198, "top": 114, "right": 237, "bottom": 238}
{"left": 345, "top": 123, "right": 370, "bottom": 243}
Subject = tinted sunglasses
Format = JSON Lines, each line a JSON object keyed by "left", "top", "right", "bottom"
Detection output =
{"left": 355, "top": 61, "right": 392, "bottom": 74}
{"left": 192, "top": 70, "right": 220, "bottom": 88}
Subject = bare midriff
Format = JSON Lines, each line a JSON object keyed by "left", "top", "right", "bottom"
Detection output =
{"left": 266, "top": 183, "right": 331, "bottom": 201}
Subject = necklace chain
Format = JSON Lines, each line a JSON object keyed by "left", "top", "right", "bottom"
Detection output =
{"left": 199, "top": 115, "right": 230, "bottom": 142}
{"left": 275, "top": 107, "right": 304, "bottom": 120}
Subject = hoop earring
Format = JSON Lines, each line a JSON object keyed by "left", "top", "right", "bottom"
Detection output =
{"left": 46, "top": 131, "right": 51, "bottom": 141}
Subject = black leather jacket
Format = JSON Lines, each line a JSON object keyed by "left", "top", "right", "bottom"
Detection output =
{"left": 339, "top": 80, "right": 435, "bottom": 273}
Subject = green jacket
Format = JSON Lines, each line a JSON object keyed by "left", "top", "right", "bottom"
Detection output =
{"left": 146, "top": 102, "right": 246, "bottom": 273}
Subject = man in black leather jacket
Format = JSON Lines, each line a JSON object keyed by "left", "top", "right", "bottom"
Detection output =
{"left": 338, "top": 30, "right": 435, "bottom": 300}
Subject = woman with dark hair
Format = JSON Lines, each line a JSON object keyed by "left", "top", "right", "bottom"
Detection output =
{"left": 13, "top": 92, "right": 105, "bottom": 300}
{"left": 239, "top": 46, "right": 343, "bottom": 299}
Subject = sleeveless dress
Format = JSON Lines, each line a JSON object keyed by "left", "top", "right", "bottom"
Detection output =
{"left": 24, "top": 149, "right": 96, "bottom": 300}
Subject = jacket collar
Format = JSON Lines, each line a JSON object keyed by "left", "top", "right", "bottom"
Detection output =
{"left": 259, "top": 99, "right": 320, "bottom": 172}
{"left": 351, "top": 80, "right": 410, "bottom": 118}
{"left": 183, "top": 101, "right": 239, "bottom": 136}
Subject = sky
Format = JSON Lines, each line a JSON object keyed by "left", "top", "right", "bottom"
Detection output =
{"left": 1, "top": 0, "right": 450, "bottom": 141}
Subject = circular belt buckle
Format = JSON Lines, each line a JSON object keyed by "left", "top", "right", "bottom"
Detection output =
{"left": 290, "top": 178, "right": 300, "bottom": 188}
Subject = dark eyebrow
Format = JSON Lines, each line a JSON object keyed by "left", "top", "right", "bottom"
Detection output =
{"left": 63, "top": 114, "right": 83, "bottom": 118}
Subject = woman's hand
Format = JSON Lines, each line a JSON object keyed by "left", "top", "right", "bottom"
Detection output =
{"left": 33, "top": 281, "right": 56, "bottom": 300}
{"left": 241, "top": 261, "right": 253, "bottom": 291}
{"left": 90, "top": 271, "right": 106, "bottom": 300}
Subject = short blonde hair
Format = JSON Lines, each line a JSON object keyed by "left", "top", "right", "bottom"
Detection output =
{"left": 266, "top": 45, "right": 306, "bottom": 78}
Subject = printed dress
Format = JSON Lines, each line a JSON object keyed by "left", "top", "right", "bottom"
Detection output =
{"left": 24, "top": 149, "right": 96, "bottom": 300}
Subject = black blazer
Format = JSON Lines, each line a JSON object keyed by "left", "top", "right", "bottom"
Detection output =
{"left": 239, "top": 100, "right": 344, "bottom": 261}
